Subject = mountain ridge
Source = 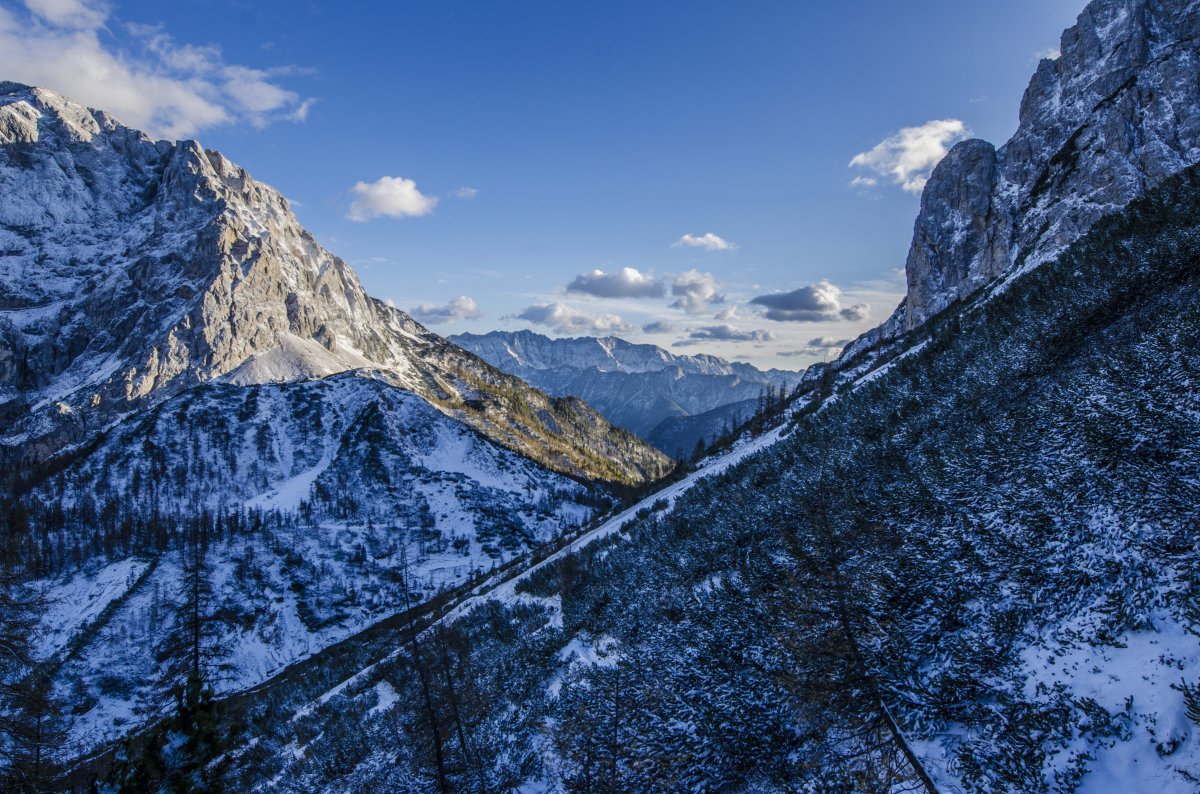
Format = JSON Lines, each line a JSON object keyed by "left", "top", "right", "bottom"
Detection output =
{"left": 451, "top": 329, "right": 793, "bottom": 379}
{"left": 0, "top": 84, "right": 671, "bottom": 485}
{"left": 851, "top": 0, "right": 1200, "bottom": 351}
{"left": 451, "top": 329, "right": 803, "bottom": 451}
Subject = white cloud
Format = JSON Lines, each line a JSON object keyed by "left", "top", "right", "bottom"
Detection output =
{"left": 673, "top": 232, "right": 736, "bottom": 251}
{"left": 778, "top": 336, "right": 853, "bottom": 358}
{"left": 24, "top": 0, "right": 106, "bottom": 28}
{"left": 673, "top": 324, "right": 775, "bottom": 347}
{"left": 511, "top": 303, "right": 631, "bottom": 335}
{"left": 451, "top": 186, "right": 479, "bottom": 199}
{"left": 566, "top": 267, "right": 664, "bottom": 299}
{"left": 849, "top": 119, "right": 969, "bottom": 193}
{"left": 671, "top": 270, "right": 724, "bottom": 314}
{"left": 0, "top": 2, "right": 313, "bottom": 139}
{"left": 808, "top": 335, "right": 850, "bottom": 352}
{"left": 347, "top": 176, "right": 438, "bottom": 222}
{"left": 849, "top": 175, "right": 878, "bottom": 188}
{"left": 1035, "top": 47, "right": 1061, "bottom": 61}
{"left": 751, "top": 280, "right": 869, "bottom": 323}
{"left": 840, "top": 302, "right": 870, "bottom": 322}
{"left": 409, "top": 295, "right": 481, "bottom": 325}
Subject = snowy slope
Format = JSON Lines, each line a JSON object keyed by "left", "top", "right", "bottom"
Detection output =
{"left": 27, "top": 373, "right": 603, "bottom": 755}
{"left": 216, "top": 1, "right": 1200, "bottom": 790}
{"left": 257, "top": 159, "right": 1200, "bottom": 793}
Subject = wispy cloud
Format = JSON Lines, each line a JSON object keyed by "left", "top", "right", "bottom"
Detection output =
{"left": 0, "top": 0, "right": 314, "bottom": 139}
{"left": 671, "top": 270, "right": 724, "bottom": 314}
{"left": 510, "top": 303, "right": 631, "bottom": 335}
{"left": 410, "top": 295, "right": 481, "bottom": 324}
{"left": 451, "top": 186, "right": 479, "bottom": 199}
{"left": 673, "top": 232, "right": 736, "bottom": 251}
{"left": 750, "top": 280, "right": 868, "bottom": 323}
{"left": 642, "top": 320, "right": 676, "bottom": 334}
{"left": 849, "top": 119, "right": 969, "bottom": 193}
{"left": 673, "top": 324, "right": 774, "bottom": 347}
{"left": 25, "top": 0, "right": 105, "bottom": 28}
{"left": 347, "top": 176, "right": 438, "bottom": 221}
{"left": 566, "top": 267, "right": 664, "bottom": 299}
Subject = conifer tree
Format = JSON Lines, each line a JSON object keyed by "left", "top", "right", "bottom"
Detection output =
{"left": 0, "top": 570, "right": 50, "bottom": 789}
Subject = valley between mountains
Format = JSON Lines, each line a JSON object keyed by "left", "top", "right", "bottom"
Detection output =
{"left": 3, "top": 0, "right": 1200, "bottom": 791}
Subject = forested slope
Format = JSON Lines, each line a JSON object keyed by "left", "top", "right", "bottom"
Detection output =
{"left": 218, "top": 140, "right": 1200, "bottom": 794}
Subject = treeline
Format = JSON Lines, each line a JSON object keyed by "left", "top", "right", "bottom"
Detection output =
{"left": 1, "top": 493, "right": 288, "bottom": 579}
{"left": 689, "top": 378, "right": 802, "bottom": 463}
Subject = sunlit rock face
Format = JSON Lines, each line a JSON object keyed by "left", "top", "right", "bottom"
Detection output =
{"left": 0, "top": 83, "right": 671, "bottom": 483}
{"left": 888, "top": 0, "right": 1200, "bottom": 334}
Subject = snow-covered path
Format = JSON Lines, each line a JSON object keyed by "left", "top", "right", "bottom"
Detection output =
{"left": 466, "top": 420, "right": 791, "bottom": 611}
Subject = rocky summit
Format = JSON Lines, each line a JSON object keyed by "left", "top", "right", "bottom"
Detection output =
{"left": 0, "top": 83, "right": 670, "bottom": 485}
{"left": 881, "top": 0, "right": 1200, "bottom": 336}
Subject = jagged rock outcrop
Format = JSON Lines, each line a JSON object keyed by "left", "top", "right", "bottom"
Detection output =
{"left": 888, "top": 0, "right": 1200, "bottom": 334}
{"left": 0, "top": 84, "right": 671, "bottom": 484}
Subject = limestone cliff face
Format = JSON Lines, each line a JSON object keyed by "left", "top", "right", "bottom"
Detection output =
{"left": 890, "top": 0, "right": 1200, "bottom": 334}
{"left": 0, "top": 84, "right": 671, "bottom": 483}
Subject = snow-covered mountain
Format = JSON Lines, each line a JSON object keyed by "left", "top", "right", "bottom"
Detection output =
{"left": 0, "top": 82, "right": 669, "bottom": 486}
{"left": 0, "top": 82, "right": 674, "bottom": 774}
{"left": 178, "top": 1, "right": 1200, "bottom": 791}
{"left": 451, "top": 330, "right": 802, "bottom": 454}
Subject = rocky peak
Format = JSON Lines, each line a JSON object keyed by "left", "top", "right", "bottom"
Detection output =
{"left": 0, "top": 86, "right": 671, "bottom": 483}
{"left": 452, "top": 329, "right": 775, "bottom": 379}
{"left": 892, "top": 0, "right": 1200, "bottom": 334}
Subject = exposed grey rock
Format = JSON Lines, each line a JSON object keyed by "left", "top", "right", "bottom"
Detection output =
{"left": 0, "top": 85, "right": 671, "bottom": 484}
{"left": 890, "top": 0, "right": 1200, "bottom": 333}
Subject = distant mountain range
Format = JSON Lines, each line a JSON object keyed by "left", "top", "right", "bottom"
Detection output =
{"left": 451, "top": 329, "right": 803, "bottom": 456}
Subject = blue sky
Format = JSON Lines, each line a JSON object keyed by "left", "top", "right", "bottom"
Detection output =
{"left": 1, "top": 0, "right": 1083, "bottom": 367}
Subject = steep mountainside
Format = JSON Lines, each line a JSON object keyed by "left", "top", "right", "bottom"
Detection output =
{"left": 0, "top": 83, "right": 671, "bottom": 775}
{"left": 0, "top": 83, "right": 670, "bottom": 485}
{"left": 241, "top": 137, "right": 1200, "bottom": 794}
{"left": 184, "top": 1, "right": 1200, "bottom": 791}
{"left": 451, "top": 330, "right": 802, "bottom": 450}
